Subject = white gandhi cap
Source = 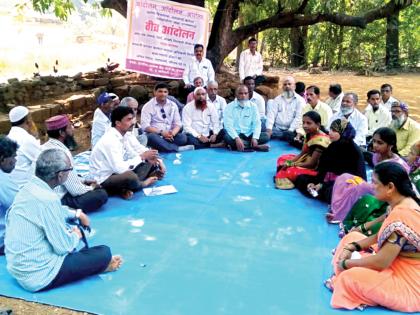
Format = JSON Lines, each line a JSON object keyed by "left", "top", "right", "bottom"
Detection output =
{"left": 9, "top": 106, "right": 29, "bottom": 123}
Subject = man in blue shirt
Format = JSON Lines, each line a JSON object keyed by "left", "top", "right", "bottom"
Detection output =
{"left": 0, "top": 136, "right": 19, "bottom": 255}
{"left": 223, "top": 85, "right": 269, "bottom": 152}
{"left": 5, "top": 149, "right": 122, "bottom": 291}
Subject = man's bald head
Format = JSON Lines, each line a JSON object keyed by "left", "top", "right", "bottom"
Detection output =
{"left": 236, "top": 85, "right": 249, "bottom": 101}
{"left": 282, "top": 76, "right": 296, "bottom": 92}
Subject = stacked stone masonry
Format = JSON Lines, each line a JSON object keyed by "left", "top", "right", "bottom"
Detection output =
{"left": 0, "top": 69, "right": 279, "bottom": 134}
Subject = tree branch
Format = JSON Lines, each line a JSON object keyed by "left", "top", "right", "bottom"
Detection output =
{"left": 233, "top": 0, "right": 412, "bottom": 46}
{"left": 294, "top": 0, "right": 309, "bottom": 14}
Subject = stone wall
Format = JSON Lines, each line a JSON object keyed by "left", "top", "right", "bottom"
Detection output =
{"left": 0, "top": 69, "right": 279, "bottom": 135}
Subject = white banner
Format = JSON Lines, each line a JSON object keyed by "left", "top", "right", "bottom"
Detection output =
{"left": 126, "top": 0, "right": 210, "bottom": 79}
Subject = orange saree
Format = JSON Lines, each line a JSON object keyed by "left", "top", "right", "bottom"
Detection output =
{"left": 330, "top": 205, "right": 420, "bottom": 312}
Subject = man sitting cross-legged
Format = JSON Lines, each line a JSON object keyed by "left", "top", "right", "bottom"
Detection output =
{"left": 141, "top": 83, "right": 192, "bottom": 153}
{"left": 5, "top": 149, "right": 122, "bottom": 292}
{"left": 183, "top": 87, "right": 225, "bottom": 149}
{"left": 42, "top": 115, "right": 108, "bottom": 213}
{"left": 223, "top": 85, "right": 269, "bottom": 152}
{"left": 90, "top": 106, "right": 161, "bottom": 199}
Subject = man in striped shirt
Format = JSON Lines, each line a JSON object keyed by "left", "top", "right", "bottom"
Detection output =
{"left": 5, "top": 149, "right": 122, "bottom": 292}
{"left": 42, "top": 115, "right": 108, "bottom": 213}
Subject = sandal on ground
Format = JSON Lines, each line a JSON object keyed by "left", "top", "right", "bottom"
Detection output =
{"left": 324, "top": 278, "right": 334, "bottom": 292}
{"left": 275, "top": 177, "right": 295, "bottom": 189}
{"left": 325, "top": 212, "right": 340, "bottom": 224}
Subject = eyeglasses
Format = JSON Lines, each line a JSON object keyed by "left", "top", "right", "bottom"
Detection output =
{"left": 56, "top": 167, "right": 73, "bottom": 173}
{"left": 160, "top": 108, "right": 166, "bottom": 119}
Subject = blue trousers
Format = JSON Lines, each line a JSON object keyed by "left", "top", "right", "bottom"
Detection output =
{"left": 41, "top": 245, "right": 111, "bottom": 291}
{"left": 146, "top": 132, "right": 187, "bottom": 152}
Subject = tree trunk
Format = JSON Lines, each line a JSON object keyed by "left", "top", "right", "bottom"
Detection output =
{"left": 235, "top": 13, "right": 245, "bottom": 71}
{"left": 290, "top": 26, "right": 307, "bottom": 67}
{"left": 337, "top": 25, "right": 344, "bottom": 69}
{"left": 206, "top": 0, "right": 240, "bottom": 71}
{"left": 385, "top": 9, "right": 400, "bottom": 69}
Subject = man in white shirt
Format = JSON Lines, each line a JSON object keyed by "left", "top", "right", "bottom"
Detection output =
{"left": 90, "top": 106, "right": 162, "bottom": 199}
{"left": 266, "top": 76, "right": 305, "bottom": 142}
{"left": 294, "top": 85, "right": 332, "bottom": 147}
{"left": 364, "top": 89, "right": 392, "bottom": 140}
{"left": 244, "top": 76, "right": 267, "bottom": 130}
{"left": 182, "top": 44, "right": 215, "bottom": 91}
{"left": 239, "top": 38, "right": 264, "bottom": 84}
{"left": 7, "top": 106, "right": 41, "bottom": 187}
{"left": 91, "top": 92, "right": 119, "bottom": 148}
{"left": 206, "top": 81, "right": 227, "bottom": 126}
{"left": 325, "top": 84, "right": 344, "bottom": 113}
{"left": 42, "top": 115, "right": 108, "bottom": 213}
{"left": 183, "top": 87, "right": 224, "bottom": 149}
{"left": 329, "top": 92, "right": 368, "bottom": 147}
{"left": 380, "top": 83, "right": 398, "bottom": 110}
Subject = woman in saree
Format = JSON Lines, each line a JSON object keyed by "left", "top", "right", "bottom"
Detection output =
{"left": 325, "top": 161, "right": 420, "bottom": 312}
{"left": 294, "top": 118, "right": 366, "bottom": 203}
{"left": 342, "top": 140, "right": 420, "bottom": 236}
{"left": 327, "top": 127, "right": 409, "bottom": 223}
{"left": 275, "top": 111, "right": 330, "bottom": 189}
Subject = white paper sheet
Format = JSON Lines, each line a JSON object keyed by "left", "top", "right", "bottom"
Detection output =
{"left": 143, "top": 185, "right": 178, "bottom": 196}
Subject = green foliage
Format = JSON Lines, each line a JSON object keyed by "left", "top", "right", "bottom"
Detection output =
{"left": 260, "top": 0, "right": 419, "bottom": 69}
{"left": 17, "top": 0, "right": 111, "bottom": 21}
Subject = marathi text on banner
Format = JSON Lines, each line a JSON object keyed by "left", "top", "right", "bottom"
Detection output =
{"left": 126, "top": 0, "right": 210, "bottom": 79}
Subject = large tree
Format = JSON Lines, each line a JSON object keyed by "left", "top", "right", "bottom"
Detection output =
{"left": 30, "top": 0, "right": 413, "bottom": 70}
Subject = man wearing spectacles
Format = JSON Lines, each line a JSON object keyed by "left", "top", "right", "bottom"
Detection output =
{"left": 389, "top": 101, "right": 420, "bottom": 158}
{"left": 5, "top": 148, "right": 122, "bottom": 292}
{"left": 380, "top": 83, "right": 398, "bottom": 111}
{"left": 42, "top": 115, "right": 108, "bottom": 213}
{"left": 141, "top": 83, "right": 192, "bottom": 152}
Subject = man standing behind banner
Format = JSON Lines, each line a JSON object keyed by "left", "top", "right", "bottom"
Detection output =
{"left": 183, "top": 44, "right": 215, "bottom": 92}
{"left": 239, "top": 38, "right": 264, "bottom": 85}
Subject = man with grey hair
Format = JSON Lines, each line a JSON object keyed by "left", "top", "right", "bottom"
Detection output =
{"left": 223, "top": 85, "right": 269, "bottom": 152}
{"left": 206, "top": 81, "right": 227, "bottom": 126}
{"left": 329, "top": 92, "right": 368, "bottom": 146}
{"left": 266, "top": 76, "right": 305, "bottom": 142}
{"left": 5, "top": 149, "right": 122, "bottom": 292}
{"left": 120, "top": 97, "right": 148, "bottom": 146}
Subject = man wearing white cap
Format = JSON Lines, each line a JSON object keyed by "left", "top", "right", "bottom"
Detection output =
{"left": 7, "top": 106, "right": 41, "bottom": 187}
{"left": 91, "top": 92, "right": 119, "bottom": 148}
{"left": 182, "top": 87, "right": 224, "bottom": 149}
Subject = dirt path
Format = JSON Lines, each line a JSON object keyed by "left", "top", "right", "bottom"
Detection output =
{"left": 270, "top": 70, "right": 420, "bottom": 121}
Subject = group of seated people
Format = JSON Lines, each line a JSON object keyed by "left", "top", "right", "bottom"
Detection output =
{"left": 0, "top": 64, "right": 419, "bottom": 313}
{"left": 268, "top": 82, "right": 419, "bottom": 311}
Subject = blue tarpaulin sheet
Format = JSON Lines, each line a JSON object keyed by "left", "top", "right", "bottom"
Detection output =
{"left": 0, "top": 141, "right": 403, "bottom": 314}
